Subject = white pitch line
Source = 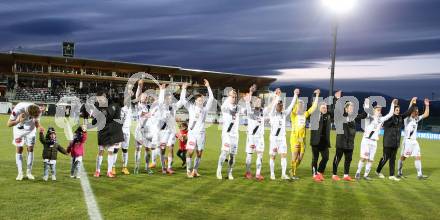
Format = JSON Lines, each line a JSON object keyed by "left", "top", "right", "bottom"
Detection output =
{"left": 79, "top": 164, "right": 103, "bottom": 220}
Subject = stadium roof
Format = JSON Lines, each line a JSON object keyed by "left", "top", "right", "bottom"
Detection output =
{"left": 0, "top": 52, "right": 276, "bottom": 89}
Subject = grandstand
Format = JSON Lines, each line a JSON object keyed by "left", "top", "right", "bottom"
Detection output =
{"left": 0, "top": 52, "right": 276, "bottom": 106}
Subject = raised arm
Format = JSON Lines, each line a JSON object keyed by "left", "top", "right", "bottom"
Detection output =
{"left": 204, "top": 79, "right": 214, "bottom": 111}
{"left": 421, "top": 98, "right": 430, "bottom": 119}
{"left": 39, "top": 127, "right": 46, "bottom": 145}
{"left": 175, "top": 83, "right": 188, "bottom": 109}
{"left": 305, "top": 89, "right": 320, "bottom": 118}
{"left": 355, "top": 99, "right": 369, "bottom": 121}
{"left": 381, "top": 99, "right": 397, "bottom": 122}
{"left": 270, "top": 89, "right": 281, "bottom": 116}
{"left": 135, "top": 80, "right": 144, "bottom": 101}
{"left": 401, "top": 97, "right": 417, "bottom": 118}
{"left": 158, "top": 84, "right": 166, "bottom": 106}
{"left": 284, "top": 89, "right": 299, "bottom": 117}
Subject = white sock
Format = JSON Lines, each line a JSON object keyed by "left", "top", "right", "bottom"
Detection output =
{"left": 113, "top": 152, "right": 118, "bottom": 168}
{"left": 356, "top": 160, "right": 365, "bottom": 174}
{"left": 96, "top": 155, "right": 103, "bottom": 172}
{"left": 270, "top": 158, "right": 275, "bottom": 176}
{"left": 123, "top": 152, "right": 128, "bottom": 167}
{"left": 245, "top": 153, "right": 252, "bottom": 173}
{"left": 364, "top": 162, "right": 372, "bottom": 177}
{"left": 134, "top": 150, "right": 141, "bottom": 168}
{"left": 186, "top": 157, "right": 192, "bottom": 173}
{"left": 194, "top": 157, "right": 201, "bottom": 171}
{"left": 415, "top": 160, "right": 422, "bottom": 176}
{"left": 397, "top": 159, "right": 403, "bottom": 175}
{"left": 256, "top": 154, "right": 262, "bottom": 176}
{"left": 217, "top": 151, "right": 227, "bottom": 173}
{"left": 343, "top": 174, "right": 349, "bottom": 178}
{"left": 16, "top": 153, "right": 23, "bottom": 174}
{"left": 281, "top": 157, "right": 287, "bottom": 176}
{"left": 27, "top": 151, "right": 34, "bottom": 171}
{"left": 151, "top": 149, "right": 157, "bottom": 163}
{"left": 107, "top": 154, "right": 114, "bottom": 173}
{"left": 167, "top": 156, "right": 173, "bottom": 169}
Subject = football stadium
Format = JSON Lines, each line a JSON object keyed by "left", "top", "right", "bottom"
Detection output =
{"left": 1, "top": 1, "right": 440, "bottom": 220}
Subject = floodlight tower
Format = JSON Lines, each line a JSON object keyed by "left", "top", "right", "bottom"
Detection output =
{"left": 322, "top": 0, "right": 357, "bottom": 97}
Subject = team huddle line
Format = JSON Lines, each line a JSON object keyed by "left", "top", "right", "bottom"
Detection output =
{"left": 7, "top": 78, "right": 430, "bottom": 182}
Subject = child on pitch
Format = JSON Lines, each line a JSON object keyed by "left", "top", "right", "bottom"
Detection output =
{"left": 355, "top": 98, "right": 396, "bottom": 181}
{"left": 67, "top": 125, "right": 88, "bottom": 179}
{"left": 397, "top": 98, "right": 430, "bottom": 180}
{"left": 39, "top": 127, "right": 68, "bottom": 181}
{"left": 290, "top": 89, "right": 320, "bottom": 180}
{"left": 269, "top": 88, "right": 296, "bottom": 180}
{"left": 176, "top": 122, "right": 188, "bottom": 168}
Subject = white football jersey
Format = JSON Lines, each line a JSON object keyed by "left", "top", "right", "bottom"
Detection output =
{"left": 157, "top": 88, "right": 186, "bottom": 133}
{"left": 10, "top": 102, "right": 40, "bottom": 132}
{"left": 221, "top": 101, "right": 242, "bottom": 137}
{"left": 246, "top": 104, "right": 269, "bottom": 138}
{"left": 363, "top": 103, "right": 395, "bottom": 141}
{"left": 269, "top": 95, "right": 296, "bottom": 137}
{"left": 121, "top": 105, "right": 132, "bottom": 133}
{"left": 186, "top": 87, "right": 214, "bottom": 133}
{"left": 404, "top": 115, "right": 423, "bottom": 141}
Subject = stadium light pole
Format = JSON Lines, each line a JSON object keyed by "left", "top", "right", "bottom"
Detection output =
{"left": 322, "top": 0, "right": 357, "bottom": 97}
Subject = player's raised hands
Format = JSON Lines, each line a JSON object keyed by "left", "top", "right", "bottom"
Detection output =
{"left": 364, "top": 98, "right": 370, "bottom": 108}
{"left": 410, "top": 97, "right": 417, "bottom": 104}
{"left": 424, "top": 98, "right": 430, "bottom": 106}
{"left": 138, "top": 79, "right": 144, "bottom": 86}
{"left": 314, "top": 89, "right": 320, "bottom": 95}
{"left": 392, "top": 99, "right": 398, "bottom": 105}
{"left": 159, "top": 84, "right": 166, "bottom": 90}
{"left": 203, "top": 79, "right": 210, "bottom": 87}
{"left": 39, "top": 127, "right": 45, "bottom": 133}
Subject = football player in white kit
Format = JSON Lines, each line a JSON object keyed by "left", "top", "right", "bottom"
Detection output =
{"left": 216, "top": 87, "right": 249, "bottom": 180}
{"left": 7, "top": 102, "right": 42, "bottom": 181}
{"left": 397, "top": 98, "right": 430, "bottom": 180}
{"left": 183, "top": 79, "right": 214, "bottom": 178}
{"left": 243, "top": 85, "right": 271, "bottom": 181}
{"left": 355, "top": 98, "right": 397, "bottom": 180}
{"left": 117, "top": 95, "right": 133, "bottom": 175}
{"left": 133, "top": 79, "right": 160, "bottom": 174}
{"left": 269, "top": 88, "right": 296, "bottom": 180}
{"left": 156, "top": 83, "right": 187, "bottom": 174}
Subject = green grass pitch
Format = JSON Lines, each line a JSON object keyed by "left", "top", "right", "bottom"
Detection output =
{"left": 0, "top": 115, "right": 439, "bottom": 220}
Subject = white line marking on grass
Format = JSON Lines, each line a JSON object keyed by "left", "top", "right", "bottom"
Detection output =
{"left": 79, "top": 164, "right": 103, "bottom": 220}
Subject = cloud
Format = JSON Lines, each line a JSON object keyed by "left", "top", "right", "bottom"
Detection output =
{"left": 0, "top": 0, "right": 439, "bottom": 99}
{"left": 6, "top": 18, "right": 90, "bottom": 36}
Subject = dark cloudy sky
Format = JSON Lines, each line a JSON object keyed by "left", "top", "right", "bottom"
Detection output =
{"left": 1, "top": 0, "right": 439, "bottom": 99}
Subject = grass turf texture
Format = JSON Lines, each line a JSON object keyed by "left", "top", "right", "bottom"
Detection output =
{"left": 0, "top": 115, "right": 439, "bottom": 220}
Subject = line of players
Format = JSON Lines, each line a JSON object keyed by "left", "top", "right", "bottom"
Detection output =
{"left": 7, "top": 79, "right": 430, "bottom": 181}
{"left": 107, "top": 79, "right": 430, "bottom": 181}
